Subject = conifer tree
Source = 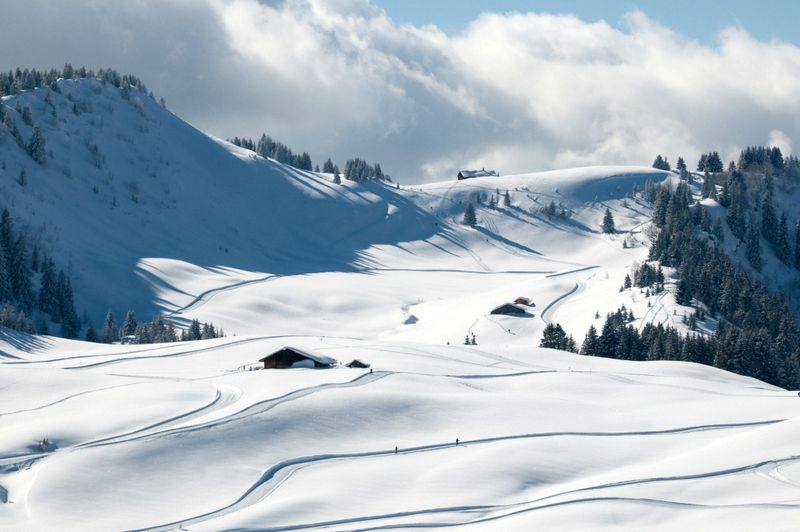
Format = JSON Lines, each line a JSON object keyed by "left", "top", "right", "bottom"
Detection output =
{"left": 37, "top": 257, "right": 57, "bottom": 315}
{"left": 27, "top": 125, "right": 47, "bottom": 165}
{"left": 777, "top": 213, "right": 791, "bottom": 265}
{"left": 462, "top": 203, "right": 477, "bottom": 227}
{"left": 795, "top": 219, "right": 800, "bottom": 270}
{"left": 745, "top": 220, "right": 762, "bottom": 271}
{"left": 540, "top": 323, "right": 577, "bottom": 352}
{"left": 503, "top": 189, "right": 511, "bottom": 207}
{"left": 85, "top": 323, "right": 99, "bottom": 342}
{"left": 602, "top": 208, "right": 615, "bottom": 233}
{"left": 121, "top": 310, "right": 138, "bottom": 337}
{"left": 580, "top": 325, "right": 599, "bottom": 355}
{"left": 101, "top": 310, "right": 118, "bottom": 343}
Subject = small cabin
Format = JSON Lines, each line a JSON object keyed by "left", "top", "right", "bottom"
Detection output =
{"left": 457, "top": 168, "right": 499, "bottom": 180}
{"left": 345, "top": 359, "right": 370, "bottom": 369}
{"left": 259, "top": 347, "right": 337, "bottom": 369}
{"left": 490, "top": 303, "right": 527, "bottom": 316}
{"left": 514, "top": 297, "right": 534, "bottom": 307}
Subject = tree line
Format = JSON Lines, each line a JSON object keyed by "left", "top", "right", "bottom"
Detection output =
{"left": 91, "top": 310, "right": 224, "bottom": 344}
{"left": 229, "top": 134, "right": 392, "bottom": 183}
{"left": 551, "top": 149, "right": 800, "bottom": 388}
{"left": 0, "top": 208, "right": 80, "bottom": 337}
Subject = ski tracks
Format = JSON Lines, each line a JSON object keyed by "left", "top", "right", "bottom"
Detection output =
{"left": 140, "top": 419, "right": 787, "bottom": 531}
{"left": 165, "top": 274, "right": 279, "bottom": 317}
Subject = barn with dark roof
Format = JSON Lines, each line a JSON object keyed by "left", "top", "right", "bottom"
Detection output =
{"left": 259, "top": 347, "right": 337, "bottom": 369}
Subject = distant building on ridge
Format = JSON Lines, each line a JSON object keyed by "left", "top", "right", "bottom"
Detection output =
{"left": 457, "top": 168, "right": 498, "bottom": 180}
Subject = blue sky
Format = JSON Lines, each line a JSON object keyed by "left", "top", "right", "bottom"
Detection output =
{"left": 373, "top": 0, "right": 800, "bottom": 45}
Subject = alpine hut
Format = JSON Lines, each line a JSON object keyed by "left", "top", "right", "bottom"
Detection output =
{"left": 259, "top": 347, "right": 337, "bottom": 369}
{"left": 490, "top": 303, "right": 527, "bottom": 316}
{"left": 457, "top": 168, "right": 499, "bottom": 180}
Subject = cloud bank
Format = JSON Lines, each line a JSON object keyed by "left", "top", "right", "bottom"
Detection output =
{"left": 2, "top": 0, "right": 799, "bottom": 181}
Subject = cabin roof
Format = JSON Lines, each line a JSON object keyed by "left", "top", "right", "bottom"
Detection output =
{"left": 259, "top": 346, "right": 337, "bottom": 365}
{"left": 458, "top": 169, "right": 498, "bottom": 178}
{"left": 490, "top": 303, "right": 527, "bottom": 314}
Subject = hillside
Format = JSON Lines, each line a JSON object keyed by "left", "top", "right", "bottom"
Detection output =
{"left": 0, "top": 78, "right": 677, "bottom": 343}
{"left": 2, "top": 334, "right": 799, "bottom": 530}
{"left": 2, "top": 77, "right": 799, "bottom": 530}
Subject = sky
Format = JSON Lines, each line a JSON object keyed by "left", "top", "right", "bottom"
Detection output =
{"left": 1, "top": 0, "right": 799, "bottom": 182}
{"left": 374, "top": 1, "right": 800, "bottom": 45}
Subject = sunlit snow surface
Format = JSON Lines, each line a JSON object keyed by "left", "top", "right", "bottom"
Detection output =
{"left": 1, "top": 80, "right": 799, "bottom": 530}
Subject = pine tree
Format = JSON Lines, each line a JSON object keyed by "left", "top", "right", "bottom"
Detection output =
{"left": 11, "top": 236, "right": 33, "bottom": 310}
{"left": 101, "top": 310, "right": 118, "bottom": 343}
{"left": 539, "top": 323, "right": 576, "bottom": 352}
{"left": 602, "top": 208, "right": 615, "bottom": 233}
{"left": 581, "top": 325, "right": 599, "bottom": 355}
{"left": 37, "top": 257, "right": 57, "bottom": 315}
{"left": 121, "top": 310, "right": 138, "bottom": 337}
{"left": 777, "top": 213, "right": 791, "bottom": 265}
{"left": 795, "top": 219, "right": 800, "bottom": 270}
{"left": 761, "top": 188, "right": 778, "bottom": 244}
{"left": 745, "top": 220, "right": 762, "bottom": 271}
{"left": 56, "top": 273, "right": 79, "bottom": 338}
{"left": 462, "top": 203, "right": 477, "bottom": 227}
{"left": 83, "top": 323, "right": 98, "bottom": 342}
{"left": 675, "top": 278, "right": 692, "bottom": 306}
{"left": 0, "top": 241, "right": 9, "bottom": 303}
{"left": 27, "top": 125, "right": 47, "bottom": 165}
{"left": 503, "top": 189, "right": 511, "bottom": 207}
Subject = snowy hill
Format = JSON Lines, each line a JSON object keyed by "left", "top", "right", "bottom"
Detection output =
{"left": 2, "top": 333, "right": 799, "bottom": 530}
{"left": 1, "top": 78, "right": 675, "bottom": 342}
{"left": 3, "top": 78, "right": 799, "bottom": 530}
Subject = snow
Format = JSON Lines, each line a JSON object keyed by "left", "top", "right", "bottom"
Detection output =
{"left": 0, "top": 80, "right": 798, "bottom": 529}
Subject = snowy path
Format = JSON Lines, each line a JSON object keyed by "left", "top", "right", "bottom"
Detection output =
{"left": 540, "top": 283, "right": 582, "bottom": 325}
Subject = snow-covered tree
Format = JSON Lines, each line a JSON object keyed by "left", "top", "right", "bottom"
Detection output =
{"left": 462, "top": 203, "right": 477, "bottom": 227}
{"left": 602, "top": 208, "right": 615, "bottom": 233}
{"left": 27, "top": 125, "right": 47, "bottom": 165}
{"left": 101, "top": 310, "right": 118, "bottom": 343}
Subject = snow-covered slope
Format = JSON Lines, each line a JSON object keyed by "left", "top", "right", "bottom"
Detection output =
{"left": 1, "top": 334, "right": 799, "bottom": 530}
{"left": 2, "top": 79, "right": 797, "bottom": 530}
{"left": 1, "top": 78, "right": 680, "bottom": 342}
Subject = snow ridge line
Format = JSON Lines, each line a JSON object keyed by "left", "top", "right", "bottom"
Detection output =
{"left": 138, "top": 418, "right": 784, "bottom": 531}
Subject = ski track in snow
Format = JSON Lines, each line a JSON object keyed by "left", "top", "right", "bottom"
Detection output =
{"left": 540, "top": 282, "right": 582, "bottom": 326}
{"left": 139, "top": 419, "right": 787, "bottom": 531}
{"left": 164, "top": 275, "right": 279, "bottom": 317}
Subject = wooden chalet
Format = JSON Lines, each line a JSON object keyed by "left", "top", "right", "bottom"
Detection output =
{"left": 259, "top": 347, "right": 337, "bottom": 369}
{"left": 514, "top": 297, "right": 534, "bottom": 306}
{"left": 457, "top": 168, "right": 499, "bottom": 180}
{"left": 345, "top": 359, "right": 370, "bottom": 368}
{"left": 490, "top": 303, "right": 527, "bottom": 316}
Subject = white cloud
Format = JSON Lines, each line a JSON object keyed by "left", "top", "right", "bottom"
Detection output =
{"left": 768, "top": 129, "right": 793, "bottom": 156}
{"left": 1, "top": 0, "right": 799, "bottom": 181}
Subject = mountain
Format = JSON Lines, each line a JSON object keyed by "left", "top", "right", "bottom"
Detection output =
{"left": 1, "top": 75, "right": 799, "bottom": 530}
{"left": 0, "top": 77, "right": 672, "bottom": 342}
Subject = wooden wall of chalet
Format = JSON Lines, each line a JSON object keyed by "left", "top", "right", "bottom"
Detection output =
{"left": 262, "top": 349, "right": 311, "bottom": 369}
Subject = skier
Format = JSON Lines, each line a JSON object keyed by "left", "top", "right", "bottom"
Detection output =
{"left": 395, "top": 446, "right": 398, "bottom": 454}
{"left": 455, "top": 438, "right": 459, "bottom": 446}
